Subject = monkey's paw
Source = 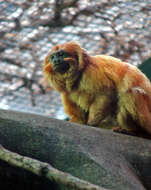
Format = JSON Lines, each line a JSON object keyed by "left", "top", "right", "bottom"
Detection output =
{"left": 112, "top": 127, "right": 137, "bottom": 136}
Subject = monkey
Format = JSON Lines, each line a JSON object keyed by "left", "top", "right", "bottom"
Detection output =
{"left": 40, "top": 76, "right": 53, "bottom": 91}
{"left": 43, "top": 41, "right": 151, "bottom": 137}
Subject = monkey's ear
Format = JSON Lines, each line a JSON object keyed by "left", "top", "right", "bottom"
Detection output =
{"left": 43, "top": 62, "right": 53, "bottom": 76}
{"left": 75, "top": 46, "right": 84, "bottom": 70}
{"left": 43, "top": 51, "right": 54, "bottom": 74}
{"left": 44, "top": 45, "right": 60, "bottom": 66}
{"left": 65, "top": 41, "right": 85, "bottom": 70}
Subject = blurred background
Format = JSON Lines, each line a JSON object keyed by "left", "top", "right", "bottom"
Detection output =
{"left": 0, "top": 0, "right": 151, "bottom": 120}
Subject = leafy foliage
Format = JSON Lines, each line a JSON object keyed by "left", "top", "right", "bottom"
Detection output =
{"left": 138, "top": 57, "right": 151, "bottom": 81}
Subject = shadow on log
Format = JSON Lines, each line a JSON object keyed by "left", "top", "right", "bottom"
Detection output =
{"left": 0, "top": 109, "right": 151, "bottom": 190}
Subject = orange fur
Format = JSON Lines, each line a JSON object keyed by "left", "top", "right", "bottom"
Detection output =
{"left": 43, "top": 41, "right": 151, "bottom": 136}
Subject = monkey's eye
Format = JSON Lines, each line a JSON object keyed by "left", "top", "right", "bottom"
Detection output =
{"left": 50, "top": 50, "right": 71, "bottom": 74}
{"left": 57, "top": 50, "right": 64, "bottom": 57}
{"left": 50, "top": 54, "right": 55, "bottom": 60}
{"left": 50, "top": 50, "right": 71, "bottom": 62}
{"left": 56, "top": 50, "right": 71, "bottom": 58}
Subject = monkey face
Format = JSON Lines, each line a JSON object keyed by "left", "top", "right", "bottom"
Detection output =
{"left": 50, "top": 50, "right": 72, "bottom": 74}
{"left": 44, "top": 42, "right": 86, "bottom": 76}
{"left": 43, "top": 41, "right": 87, "bottom": 91}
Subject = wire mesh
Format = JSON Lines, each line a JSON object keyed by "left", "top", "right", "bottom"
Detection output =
{"left": 0, "top": 0, "right": 151, "bottom": 119}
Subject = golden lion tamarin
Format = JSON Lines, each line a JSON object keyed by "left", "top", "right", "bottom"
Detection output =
{"left": 43, "top": 41, "right": 151, "bottom": 136}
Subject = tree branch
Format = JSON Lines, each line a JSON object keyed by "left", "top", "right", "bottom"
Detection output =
{"left": 0, "top": 145, "right": 109, "bottom": 190}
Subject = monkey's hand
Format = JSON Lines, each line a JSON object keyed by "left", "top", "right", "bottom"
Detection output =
{"left": 62, "top": 93, "right": 87, "bottom": 124}
{"left": 87, "top": 95, "right": 112, "bottom": 127}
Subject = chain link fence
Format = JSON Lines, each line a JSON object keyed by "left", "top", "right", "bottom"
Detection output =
{"left": 0, "top": 0, "right": 151, "bottom": 119}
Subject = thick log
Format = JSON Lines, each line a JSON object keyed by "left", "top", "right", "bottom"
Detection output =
{"left": 0, "top": 109, "right": 150, "bottom": 190}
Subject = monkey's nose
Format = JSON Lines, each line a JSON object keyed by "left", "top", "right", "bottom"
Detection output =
{"left": 51, "top": 57, "right": 63, "bottom": 66}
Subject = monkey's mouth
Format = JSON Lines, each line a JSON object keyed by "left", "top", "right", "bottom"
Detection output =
{"left": 50, "top": 50, "right": 72, "bottom": 74}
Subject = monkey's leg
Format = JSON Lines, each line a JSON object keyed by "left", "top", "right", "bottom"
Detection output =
{"left": 115, "top": 109, "right": 151, "bottom": 138}
{"left": 87, "top": 95, "right": 112, "bottom": 127}
{"left": 131, "top": 87, "right": 151, "bottom": 134}
{"left": 61, "top": 94, "right": 87, "bottom": 124}
{"left": 114, "top": 91, "right": 140, "bottom": 135}
{"left": 115, "top": 88, "right": 151, "bottom": 135}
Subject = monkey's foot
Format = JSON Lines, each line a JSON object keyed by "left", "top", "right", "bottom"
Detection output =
{"left": 112, "top": 127, "right": 137, "bottom": 136}
{"left": 112, "top": 127, "right": 151, "bottom": 139}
